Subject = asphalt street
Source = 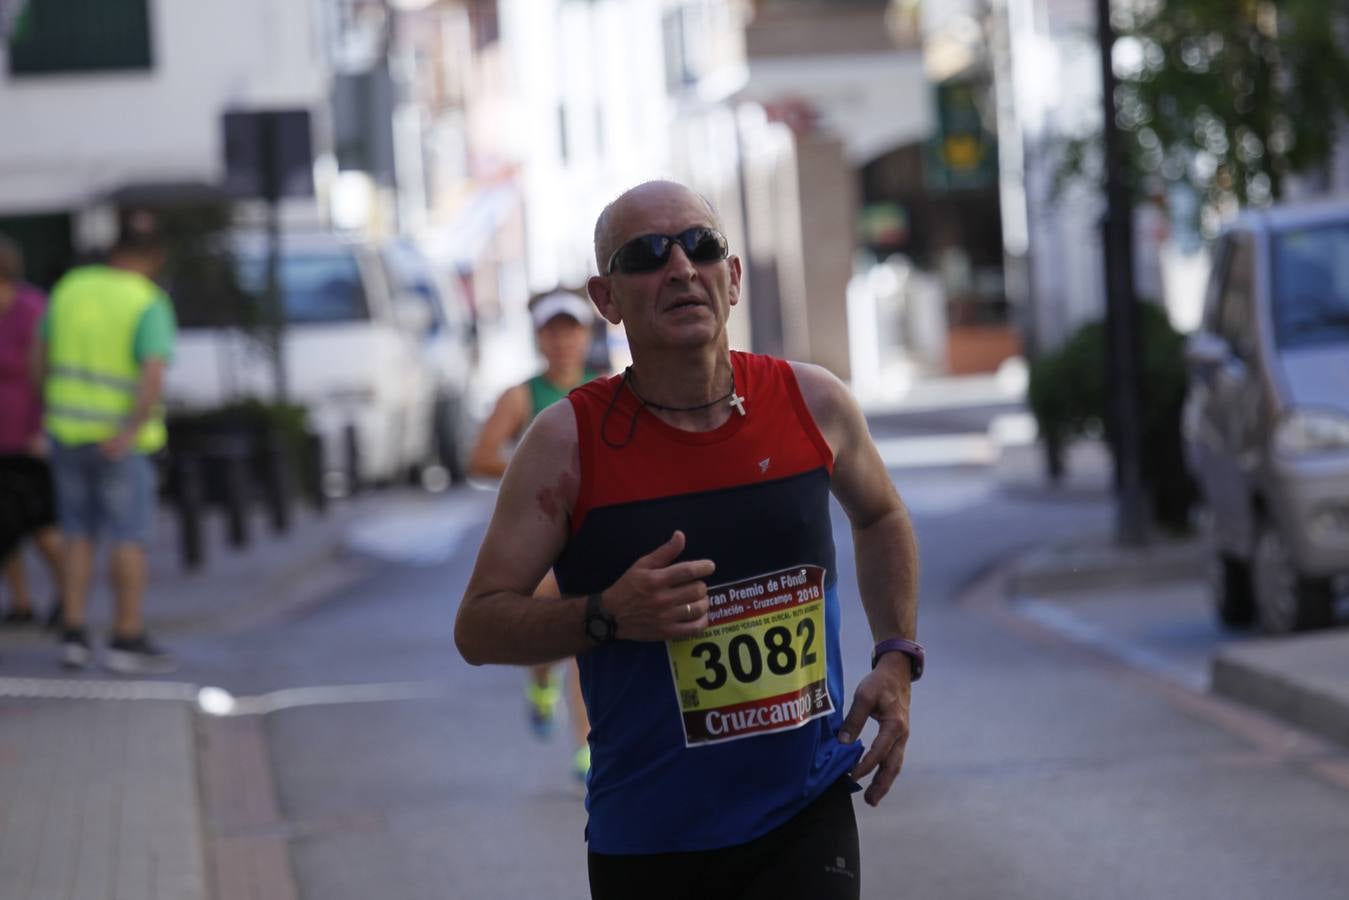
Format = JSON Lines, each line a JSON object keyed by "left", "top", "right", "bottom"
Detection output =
{"left": 8, "top": 406, "right": 1349, "bottom": 898}
{"left": 202, "top": 439, "right": 1349, "bottom": 898}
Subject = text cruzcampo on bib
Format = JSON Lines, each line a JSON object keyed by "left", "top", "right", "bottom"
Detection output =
{"left": 667, "top": 564, "right": 833, "bottom": 746}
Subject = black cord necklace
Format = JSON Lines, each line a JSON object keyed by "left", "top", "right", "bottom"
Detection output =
{"left": 624, "top": 366, "right": 735, "bottom": 412}
{"left": 599, "top": 365, "right": 747, "bottom": 449}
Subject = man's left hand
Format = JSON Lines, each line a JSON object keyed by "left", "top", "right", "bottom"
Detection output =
{"left": 838, "top": 652, "right": 912, "bottom": 807}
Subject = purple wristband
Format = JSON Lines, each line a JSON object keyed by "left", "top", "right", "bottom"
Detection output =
{"left": 871, "top": 637, "right": 924, "bottom": 681}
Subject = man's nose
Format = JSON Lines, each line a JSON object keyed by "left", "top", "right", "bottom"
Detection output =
{"left": 665, "top": 243, "right": 698, "bottom": 280}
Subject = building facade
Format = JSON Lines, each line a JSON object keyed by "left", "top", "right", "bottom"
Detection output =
{"left": 0, "top": 0, "right": 335, "bottom": 283}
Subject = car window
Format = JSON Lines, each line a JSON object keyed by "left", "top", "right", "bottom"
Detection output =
{"left": 1215, "top": 234, "right": 1256, "bottom": 360}
{"left": 1272, "top": 222, "right": 1349, "bottom": 349}
{"left": 236, "top": 250, "right": 370, "bottom": 324}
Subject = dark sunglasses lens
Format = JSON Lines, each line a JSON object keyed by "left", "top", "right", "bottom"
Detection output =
{"left": 681, "top": 228, "right": 727, "bottom": 262}
{"left": 613, "top": 236, "right": 671, "bottom": 273}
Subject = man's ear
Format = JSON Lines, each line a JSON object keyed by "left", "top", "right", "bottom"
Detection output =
{"left": 727, "top": 255, "right": 742, "bottom": 307}
{"left": 587, "top": 275, "right": 623, "bottom": 325}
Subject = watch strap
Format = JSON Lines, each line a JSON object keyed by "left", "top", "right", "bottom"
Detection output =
{"left": 872, "top": 637, "right": 924, "bottom": 681}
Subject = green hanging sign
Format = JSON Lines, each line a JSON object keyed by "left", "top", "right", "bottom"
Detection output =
{"left": 925, "top": 78, "right": 998, "bottom": 191}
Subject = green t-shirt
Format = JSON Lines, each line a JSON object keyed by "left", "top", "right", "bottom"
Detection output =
{"left": 527, "top": 370, "right": 600, "bottom": 421}
{"left": 40, "top": 294, "right": 176, "bottom": 362}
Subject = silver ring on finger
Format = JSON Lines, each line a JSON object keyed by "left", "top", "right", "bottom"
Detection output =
{"left": 685, "top": 603, "right": 692, "bottom": 620}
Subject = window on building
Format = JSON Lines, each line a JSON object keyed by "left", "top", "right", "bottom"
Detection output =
{"left": 558, "top": 105, "right": 570, "bottom": 164}
{"left": 7, "top": 0, "right": 154, "bottom": 76}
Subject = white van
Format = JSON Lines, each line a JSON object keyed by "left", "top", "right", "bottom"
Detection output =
{"left": 166, "top": 230, "right": 472, "bottom": 494}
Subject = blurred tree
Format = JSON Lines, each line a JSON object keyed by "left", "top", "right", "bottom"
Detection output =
{"left": 1062, "top": 0, "right": 1349, "bottom": 215}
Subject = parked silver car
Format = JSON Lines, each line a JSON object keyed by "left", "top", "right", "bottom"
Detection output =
{"left": 1183, "top": 200, "right": 1349, "bottom": 634}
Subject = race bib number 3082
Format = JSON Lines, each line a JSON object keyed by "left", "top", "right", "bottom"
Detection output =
{"left": 667, "top": 565, "right": 832, "bottom": 747}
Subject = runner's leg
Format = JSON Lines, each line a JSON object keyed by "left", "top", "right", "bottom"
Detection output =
{"left": 3, "top": 551, "right": 33, "bottom": 614}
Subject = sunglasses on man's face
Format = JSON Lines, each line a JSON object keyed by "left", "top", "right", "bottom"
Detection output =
{"left": 605, "top": 227, "right": 729, "bottom": 275}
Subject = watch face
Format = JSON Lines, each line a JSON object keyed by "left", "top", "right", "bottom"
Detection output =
{"left": 586, "top": 615, "right": 612, "bottom": 642}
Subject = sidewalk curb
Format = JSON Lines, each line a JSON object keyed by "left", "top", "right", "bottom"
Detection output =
{"left": 198, "top": 712, "right": 301, "bottom": 900}
{"left": 1008, "top": 534, "right": 1206, "bottom": 597}
{"left": 1001, "top": 533, "right": 1349, "bottom": 756}
{"left": 1212, "top": 634, "right": 1349, "bottom": 751}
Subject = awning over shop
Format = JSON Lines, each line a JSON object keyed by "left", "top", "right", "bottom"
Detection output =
{"left": 422, "top": 182, "right": 519, "bottom": 269}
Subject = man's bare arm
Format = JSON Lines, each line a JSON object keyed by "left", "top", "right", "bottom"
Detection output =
{"left": 455, "top": 402, "right": 718, "bottom": 666}
{"left": 127, "top": 357, "right": 167, "bottom": 432}
{"left": 792, "top": 361, "right": 919, "bottom": 807}
{"left": 100, "top": 357, "right": 167, "bottom": 458}
{"left": 456, "top": 402, "right": 591, "bottom": 664}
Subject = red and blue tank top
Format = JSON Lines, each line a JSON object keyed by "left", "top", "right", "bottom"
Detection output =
{"left": 555, "top": 350, "right": 862, "bottom": 854}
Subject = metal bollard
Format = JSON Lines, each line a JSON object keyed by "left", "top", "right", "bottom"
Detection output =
{"left": 344, "top": 422, "right": 361, "bottom": 495}
{"left": 261, "top": 437, "right": 292, "bottom": 533}
{"left": 304, "top": 430, "right": 327, "bottom": 514}
{"left": 173, "top": 453, "right": 205, "bottom": 571}
{"left": 221, "top": 448, "right": 250, "bottom": 549}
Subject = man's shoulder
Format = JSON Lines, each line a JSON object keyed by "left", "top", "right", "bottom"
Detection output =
{"left": 16, "top": 283, "right": 46, "bottom": 307}
{"left": 783, "top": 359, "right": 844, "bottom": 393}
{"left": 14, "top": 285, "right": 46, "bottom": 323}
{"left": 783, "top": 360, "right": 858, "bottom": 426}
{"left": 529, "top": 399, "right": 580, "bottom": 441}
{"left": 510, "top": 400, "right": 580, "bottom": 487}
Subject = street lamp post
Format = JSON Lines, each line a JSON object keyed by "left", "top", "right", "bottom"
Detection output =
{"left": 1095, "top": 0, "right": 1148, "bottom": 546}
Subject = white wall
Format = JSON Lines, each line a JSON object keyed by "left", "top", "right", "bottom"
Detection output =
{"left": 0, "top": 0, "right": 329, "bottom": 215}
{"left": 502, "top": 0, "right": 682, "bottom": 292}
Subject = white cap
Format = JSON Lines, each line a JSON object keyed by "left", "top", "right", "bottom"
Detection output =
{"left": 530, "top": 291, "right": 594, "bottom": 328}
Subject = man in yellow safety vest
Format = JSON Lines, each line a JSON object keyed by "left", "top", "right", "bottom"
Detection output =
{"left": 34, "top": 210, "right": 177, "bottom": 673}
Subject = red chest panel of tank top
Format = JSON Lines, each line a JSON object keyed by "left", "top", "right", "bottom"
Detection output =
{"left": 566, "top": 351, "right": 833, "bottom": 535}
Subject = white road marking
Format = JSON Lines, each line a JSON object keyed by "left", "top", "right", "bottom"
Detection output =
{"left": 0, "top": 676, "right": 446, "bottom": 715}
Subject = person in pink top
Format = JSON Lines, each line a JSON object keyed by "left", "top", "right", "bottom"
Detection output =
{"left": 0, "top": 234, "right": 63, "bottom": 627}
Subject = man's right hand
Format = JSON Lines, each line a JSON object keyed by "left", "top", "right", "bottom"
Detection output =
{"left": 600, "top": 531, "right": 715, "bottom": 641}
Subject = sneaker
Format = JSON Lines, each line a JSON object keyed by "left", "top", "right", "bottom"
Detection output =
{"left": 105, "top": 633, "right": 177, "bottom": 675}
{"left": 60, "top": 628, "right": 91, "bottom": 670}
{"left": 525, "top": 677, "right": 561, "bottom": 740}
{"left": 1, "top": 608, "right": 36, "bottom": 627}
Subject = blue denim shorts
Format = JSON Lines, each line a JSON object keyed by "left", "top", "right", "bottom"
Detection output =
{"left": 48, "top": 441, "right": 155, "bottom": 545}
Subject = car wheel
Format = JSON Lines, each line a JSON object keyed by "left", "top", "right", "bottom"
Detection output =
{"left": 1252, "top": 521, "right": 1334, "bottom": 634}
{"left": 1210, "top": 553, "right": 1256, "bottom": 629}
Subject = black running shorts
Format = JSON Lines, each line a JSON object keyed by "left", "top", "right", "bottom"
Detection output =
{"left": 587, "top": 777, "right": 861, "bottom": 900}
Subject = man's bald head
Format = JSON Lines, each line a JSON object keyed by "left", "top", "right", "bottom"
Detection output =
{"left": 593, "top": 180, "right": 721, "bottom": 273}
